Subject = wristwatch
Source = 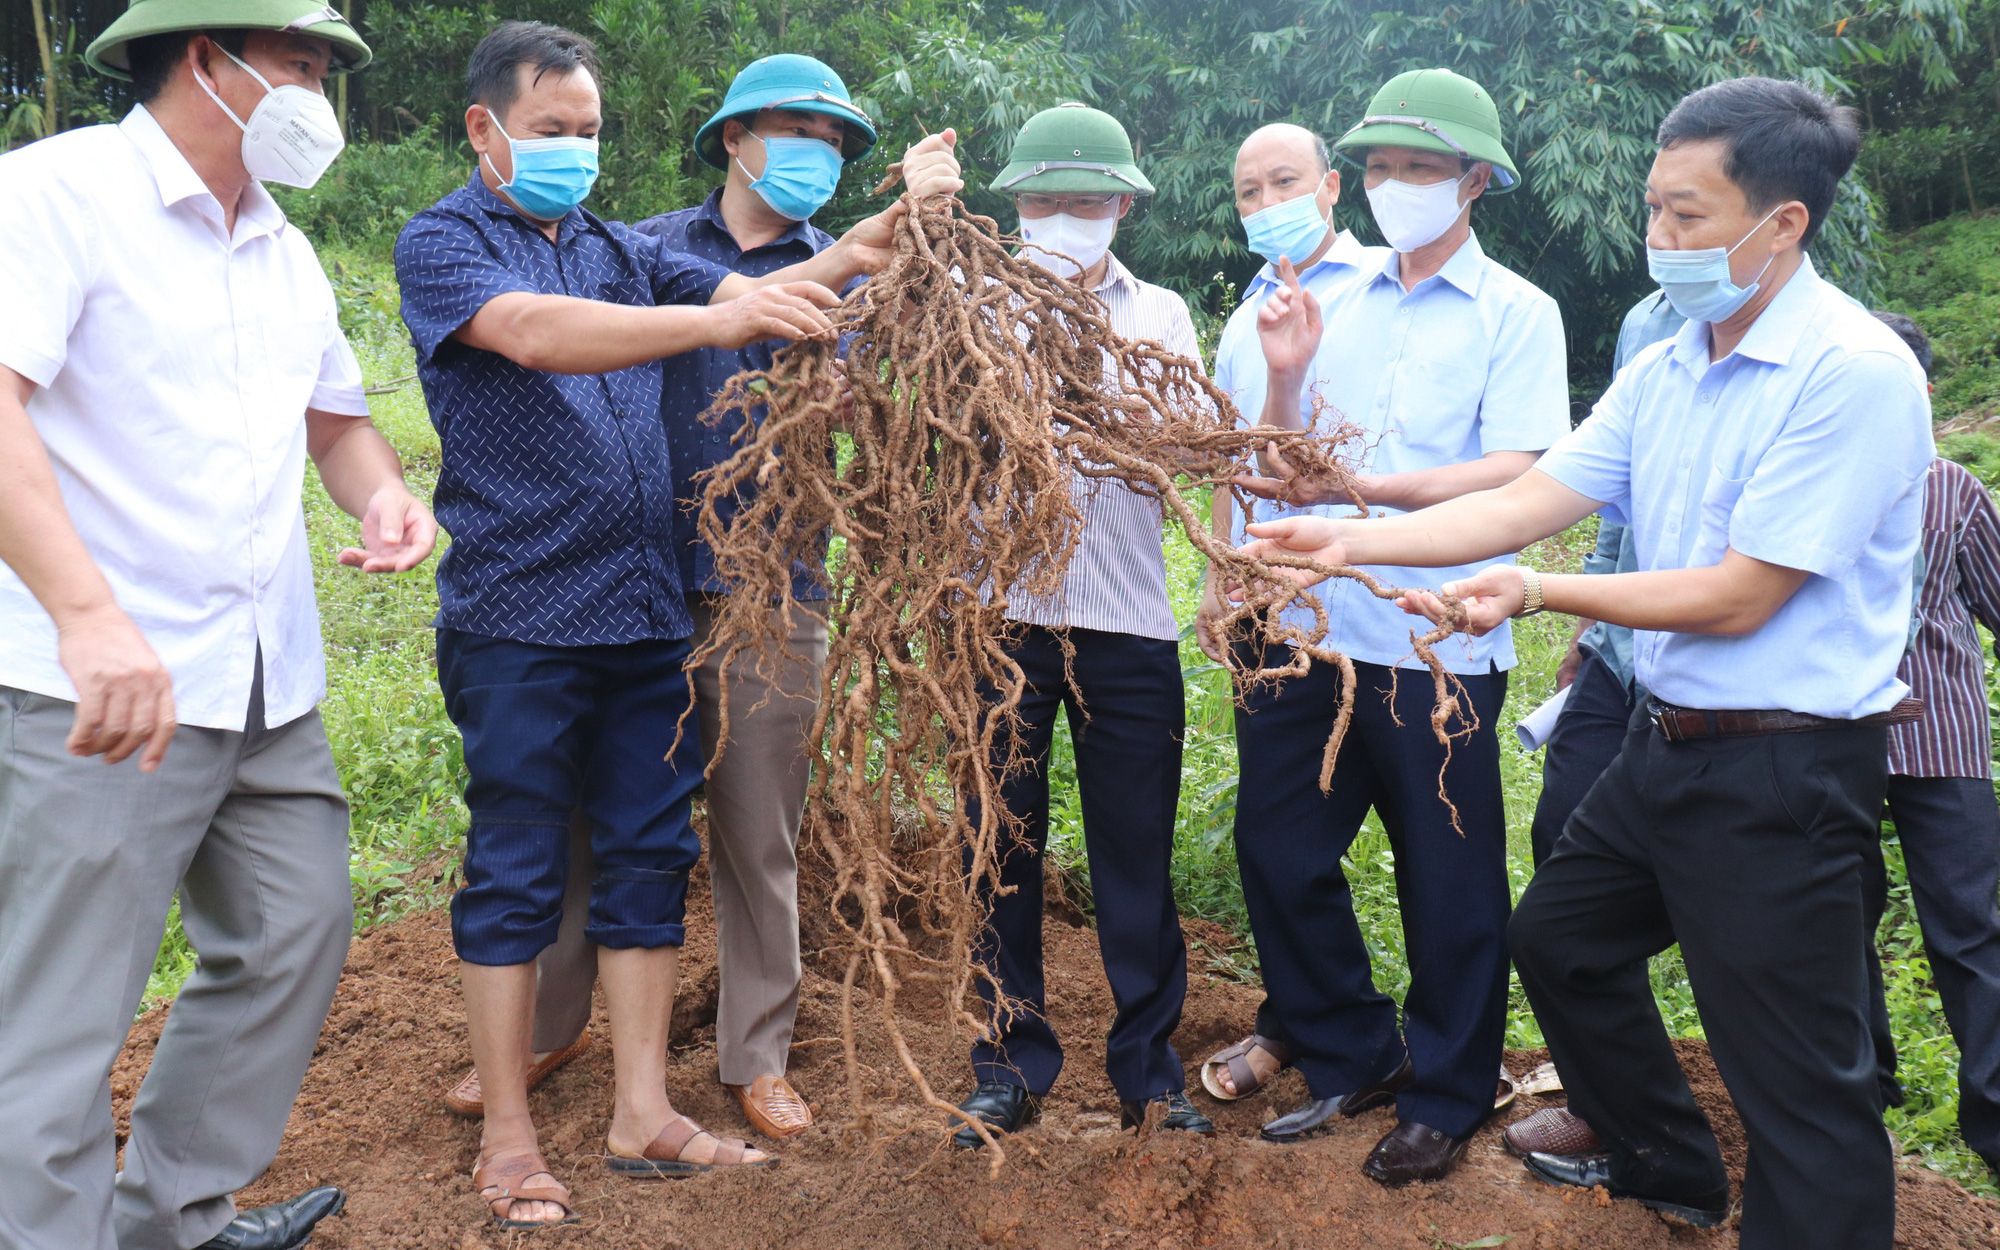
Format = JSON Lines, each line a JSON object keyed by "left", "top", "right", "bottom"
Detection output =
{"left": 1517, "top": 565, "right": 1545, "bottom": 617}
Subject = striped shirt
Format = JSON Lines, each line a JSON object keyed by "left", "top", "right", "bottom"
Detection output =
{"left": 1005, "top": 252, "right": 1201, "bottom": 642}
{"left": 1889, "top": 457, "right": 2000, "bottom": 778}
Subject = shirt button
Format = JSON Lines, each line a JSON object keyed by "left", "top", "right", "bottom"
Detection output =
{"left": 1399, "top": 306, "right": 1411, "bottom": 316}
{"left": 1699, "top": 393, "right": 1713, "bottom": 403}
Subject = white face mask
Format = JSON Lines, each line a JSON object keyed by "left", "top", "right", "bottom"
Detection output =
{"left": 1365, "top": 170, "right": 1473, "bottom": 252}
{"left": 194, "top": 45, "right": 346, "bottom": 189}
{"left": 1018, "top": 212, "right": 1118, "bottom": 280}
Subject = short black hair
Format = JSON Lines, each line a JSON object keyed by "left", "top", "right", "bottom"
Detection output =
{"left": 1656, "top": 77, "right": 1861, "bottom": 250}
{"left": 126, "top": 29, "right": 248, "bottom": 104}
{"left": 1874, "top": 310, "right": 1934, "bottom": 378}
{"left": 466, "top": 21, "right": 599, "bottom": 117}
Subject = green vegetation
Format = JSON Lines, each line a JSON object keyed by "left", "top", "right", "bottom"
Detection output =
{"left": 1880, "top": 211, "right": 2000, "bottom": 422}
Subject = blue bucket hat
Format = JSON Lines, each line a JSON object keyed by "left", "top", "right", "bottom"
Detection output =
{"left": 695, "top": 54, "right": 879, "bottom": 170}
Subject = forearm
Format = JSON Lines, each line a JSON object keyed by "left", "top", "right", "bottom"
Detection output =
{"left": 309, "top": 414, "right": 410, "bottom": 520}
{"left": 0, "top": 382, "right": 122, "bottom": 626}
{"left": 736, "top": 243, "right": 862, "bottom": 299}
{"left": 1341, "top": 479, "right": 1565, "bottom": 568}
{"left": 1368, "top": 450, "right": 1543, "bottom": 511}
{"left": 467, "top": 295, "right": 720, "bottom": 373}
{"left": 1543, "top": 565, "right": 1791, "bottom": 636}
{"left": 1259, "top": 366, "right": 1309, "bottom": 432}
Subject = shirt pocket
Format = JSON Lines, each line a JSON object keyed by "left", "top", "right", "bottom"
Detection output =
{"left": 1688, "top": 464, "right": 1751, "bottom": 567}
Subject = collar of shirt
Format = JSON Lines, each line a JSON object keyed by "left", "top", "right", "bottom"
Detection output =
{"left": 1371, "top": 229, "right": 1486, "bottom": 298}
{"left": 1667, "top": 254, "right": 1826, "bottom": 374}
{"left": 1088, "top": 249, "right": 1139, "bottom": 296}
{"left": 122, "top": 104, "right": 288, "bottom": 245}
{"left": 462, "top": 169, "right": 591, "bottom": 241}
{"left": 690, "top": 186, "right": 821, "bottom": 257}
{"left": 1244, "top": 229, "right": 1369, "bottom": 301}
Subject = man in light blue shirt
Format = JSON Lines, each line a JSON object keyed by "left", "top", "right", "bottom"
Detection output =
{"left": 1197, "top": 69, "right": 1568, "bottom": 1188}
{"left": 1240, "top": 77, "right": 1929, "bottom": 1250}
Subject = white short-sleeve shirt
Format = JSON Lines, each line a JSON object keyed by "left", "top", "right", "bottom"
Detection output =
{"left": 1537, "top": 257, "right": 1933, "bottom": 719}
{"left": 0, "top": 106, "right": 368, "bottom": 730}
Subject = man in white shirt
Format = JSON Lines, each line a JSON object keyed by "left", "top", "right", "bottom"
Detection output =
{"left": 0, "top": 4, "right": 435, "bottom": 1248}
{"left": 1205, "top": 70, "right": 1569, "bottom": 1186}
{"left": 948, "top": 104, "right": 1216, "bottom": 1147}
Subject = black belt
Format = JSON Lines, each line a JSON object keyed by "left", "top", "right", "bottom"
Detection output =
{"left": 1647, "top": 697, "right": 1924, "bottom": 742}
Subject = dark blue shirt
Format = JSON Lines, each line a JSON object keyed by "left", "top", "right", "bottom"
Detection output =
{"left": 631, "top": 188, "right": 859, "bottom": 600}
{"left": 396, "top": 175, "right": 729, "bottom": 645}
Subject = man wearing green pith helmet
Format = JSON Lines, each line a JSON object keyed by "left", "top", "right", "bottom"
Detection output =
{"left": 0, "top": 0, "right": 437, "bottom": 1247}
{"left": 1212, "top": 67, "right": 1568, "bottom": 1182}
{"left": 947, "top": 103, "right": 1220, "bottom": 1148}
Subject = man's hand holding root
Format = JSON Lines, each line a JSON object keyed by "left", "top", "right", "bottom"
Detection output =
{"left": 842, "top": 129, "right": 965, "bottom": 273}
{"left": 1236, "top": 440, "right": 1342, "bottom": 507}
{"left": 709, "top": 281, "right": 841, "bottom": 348}
{"left": 1232, "top": 515, "right": 1351, "bottom": 595}
{"left": 1397, "top": 565, "right": 1523, "bottom": 637}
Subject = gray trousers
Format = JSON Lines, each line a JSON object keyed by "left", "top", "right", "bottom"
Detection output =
{"left": 529, "top": 598, "right": 826, "bottom": 1083}
{"left": 0, "top": 683, "right": 351, "bottom": 1250}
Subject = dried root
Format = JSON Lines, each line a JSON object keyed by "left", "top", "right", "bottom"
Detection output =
{"left": 691, "top": 196, "right": 1471, "bottom": 1167}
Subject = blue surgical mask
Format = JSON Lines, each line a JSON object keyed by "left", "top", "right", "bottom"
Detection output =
{"left": 1645, "top": 203, "right": 1784, "bottom": 323}
{"left": 738, "top": 132, "right": 843, "bottom": 222}
{"left": 1243, "top": 191, "right": 1332, "bottom": 266}
{"left": 480, "top": 107, "right": 599, "bottom": 222}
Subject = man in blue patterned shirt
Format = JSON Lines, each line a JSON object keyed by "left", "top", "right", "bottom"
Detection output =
{"left": 395, "top": 22, "right": 960, "bottom": 1227}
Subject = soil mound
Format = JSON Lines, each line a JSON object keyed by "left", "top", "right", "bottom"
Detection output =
{"left": 112, "top": 862, "right": 2000, "bottom": 1249}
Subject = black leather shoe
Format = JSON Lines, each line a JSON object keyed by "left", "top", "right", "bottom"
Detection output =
{"left": 1260, "top": 1055, "right": 1414, "bottom": 1143}
{"left": 196, "top": 1187, "right": 346, "bottom": 1250}
{"left": 1362, "top": 1120, "right": 1473, "bottom": 1185}
{"left": 1523, "top": 1152, "right": 1730, "bottom": 1227}
{"left": 1119, "top": 1090, "right": 1216, "bottom": 1135}
{"left": 951, "top": 1081, "right": 1041, "bottom": 1148}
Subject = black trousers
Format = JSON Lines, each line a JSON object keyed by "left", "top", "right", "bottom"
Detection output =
{"left": 969, "top": 625, "right": 1190, "bottom": 1101}
{"left": 1511, "top": 711, "right": 1894, "bottom": 1250}
{"left": 1528, "top": 646, "right": 1636, "bottom": 865}
{"left": 1864, "top": 774, "right": 2000, "bottom": 1167}
{"left": 1233, "top": 652, "right": 1511, "bottom": 1138}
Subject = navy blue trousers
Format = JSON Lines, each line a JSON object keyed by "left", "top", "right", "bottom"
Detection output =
{"left": 1867, "top": 774, "right": 2000, "bottom": 1167}
{"left": 1528, "top": 646, "right": 1636, "bottom": 866}
{"left": 969, "top": 625, "right": 1190, "bottom": 1101}
{"left": 437, "top": 630, "right": 705, "bottom": 966}
{"left": 1233, "top": 652, "right": 1510, "bottom": 1138}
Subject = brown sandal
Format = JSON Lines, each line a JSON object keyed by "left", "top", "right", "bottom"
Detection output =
{"left": 473, "top": 1149, "right": 577, "bottom": 1229}
{"left": 444, "top": 1030, "right": 593, "bottom": 1118}
{"left": 607, "top": 1113, "right": 775, "bottom": 1178}
{"left": 728, "top": 1074, "right": 814, "bottom": 1140}
{"left": 1199, "top": 1034, "right": 1291, "bottom": 1101}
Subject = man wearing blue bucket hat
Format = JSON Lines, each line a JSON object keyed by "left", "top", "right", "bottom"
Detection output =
{"left": 435, "top": 52, "right": 960, "bottom": 1149}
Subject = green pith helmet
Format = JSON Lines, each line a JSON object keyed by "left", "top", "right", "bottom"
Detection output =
{"left": 86, "top": 0, "right": 371, "bottom": 78}
{"left": 989, "top": 103, "right": 1155, "bottom": 197}
{"left": 1332, "top": 68, "right": 1519, "bottom": 192}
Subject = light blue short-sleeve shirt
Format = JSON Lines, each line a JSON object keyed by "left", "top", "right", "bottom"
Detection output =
{"left": 1537, "top": 257, "right": 1933, "bottom": 718}
{"left": 1219, "top": 231, "right": 1570, "bottom": 674}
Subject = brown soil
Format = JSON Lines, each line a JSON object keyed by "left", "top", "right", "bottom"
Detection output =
{"left": 112, "top": 858, "right": 2000, "bottom": 1250}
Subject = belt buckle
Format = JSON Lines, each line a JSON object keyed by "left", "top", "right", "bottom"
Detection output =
{"left": 1648, "top": 702, "right": 1683, "bottom": 742}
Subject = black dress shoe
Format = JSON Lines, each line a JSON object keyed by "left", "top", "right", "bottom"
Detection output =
{"left": 1522, "top": 1151, "right": 1730, "bottom": 1227}
{"left": 1119, "top": 1090, "right": 1216, "bottom": 1135}
{"left": 196, "top": 1187, "right": 346, "bottom": 1250}
{"left": 951, "top": 1080, "right": 1042, "bottom": 1148}
{"left": 1260, "top": 1055, "right": 1414, "bottom": 1143}
{"left": 1361, "top": 1120, "right": 1473, "bottom": 1185}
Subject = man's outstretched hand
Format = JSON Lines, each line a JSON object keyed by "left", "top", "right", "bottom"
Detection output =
{"left": 708, "top": 280, "right": 841, "bottom": 348}
{"left": 1231, "top": 516, "right": 1349, "bottom": 598}
{"left": 56, "top": 603, "right": 176, "bottom": 772}
{"left": 337, "top": 485, "right": 438, "bottom": 573}
{"left": 1396, "top": 565, "right": 1524, "bottom": 637}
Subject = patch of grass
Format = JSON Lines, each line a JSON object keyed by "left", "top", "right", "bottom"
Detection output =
{"left": 1877, "top": 210, "right": 2000, "bottom": 422}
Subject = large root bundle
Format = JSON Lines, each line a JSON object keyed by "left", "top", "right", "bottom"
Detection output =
{"left": 692, "top": 195, "right": 1469, "bottom": 1165}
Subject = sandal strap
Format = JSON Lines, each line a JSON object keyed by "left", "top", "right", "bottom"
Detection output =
{"left": 642, "top": 1114, "right": 705, "bottom": 1161}
{"left": 710, "top": 1136, "right": 749, "bottom": 1166}
{"left": 475, "top": 1152, "right": 571, "bottom": 1209}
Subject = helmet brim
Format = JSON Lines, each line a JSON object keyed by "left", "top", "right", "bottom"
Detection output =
{"left": 694, "top": 92, "right": 878, "bottom": 170}
{"left": 86, "top": 0, "right": 372, "bottom": 79}
{"left": 1333, "top": 120, "right": 1519, "bottom": 192}
{"left": 988, "top": 159, "right": 1154, "bottom": 197}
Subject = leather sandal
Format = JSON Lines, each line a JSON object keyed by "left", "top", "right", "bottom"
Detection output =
{"left": 473, "top": 1149, "right": 577, "bottom": 1229}
{"left": 608, "top": 1113, "right": 774, "bottom": 1178}
{"left": 1199, "top": 1033, "right": 1290, "bottom": 1101}
{"left": 729, "top": 1074, "right": 814, "bottom": 1140}
{"left": 1495, "top": 1064, "right": 1519, "bottom": 1113}
{"left": 444, "top": 1030, "right": 593, "bottom": 1117}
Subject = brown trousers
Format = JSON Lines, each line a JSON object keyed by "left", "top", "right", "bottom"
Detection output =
{"left": 529, "top": 598, "right": 828, "bottom": 1083}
